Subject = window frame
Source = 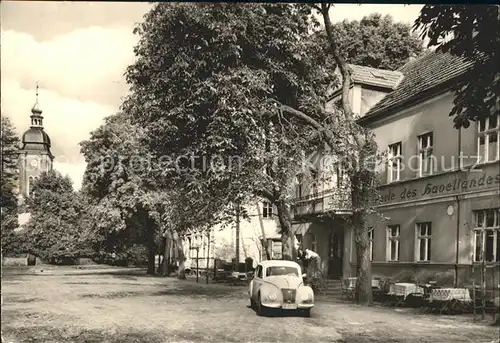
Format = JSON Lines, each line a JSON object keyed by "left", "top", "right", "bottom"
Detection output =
{"left": 295, "top": 174, "right": 303, "bottom": 199}
{"left": 417, "top": 132, "right": 434, "bottom": 177}
{"left": 262, "top": 202, "right": 273, "bottom": 219}
{"left": 386, "top": 225, "right": 400, "bottom": 262}
{"left": 415, "top": 222, "right": 432, "bottom": 262}
{"left": 387, "top": 142, "right": 403, "bottom": 183}
{"left": 368, "top": 227, "right": 374, "bottom": 261}
{"left": 477, "top": 115, "right": 500, "bottom": 163}
{"left": 473, "top": 208, "right": 500, "bottom": 263}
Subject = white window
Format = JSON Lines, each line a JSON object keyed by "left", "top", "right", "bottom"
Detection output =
{"left": 418, "top": 132, "right": 434, "bottom": 177}
{"left": 262, "top": 202, "right": 273, "bottom": 218}
{"left": 386, "top": 225, "right": 400, "bottom": 261}
{"left": 368, "top": 227, "right": 374, "bottom": 261}
{"left": 416, "top": 222, "right": 432, "bottom": 261}
{"left": 477, "top": 115, "right": 499, "bottom": 163}
{"left": 388, "top": 142, "right": 402, "bottom": 183}
{"left": 187, "top": 236, "right": 194, "bottom": 258}
{"left": 473, "top": 208, "right": 500, "bottom": 262}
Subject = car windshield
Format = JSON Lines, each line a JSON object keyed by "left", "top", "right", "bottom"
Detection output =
{"left": 265, "top": 266, "right": 299, "bottom": 277}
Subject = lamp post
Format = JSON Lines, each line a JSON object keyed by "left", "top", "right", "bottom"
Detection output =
{"left": 189, "top": 244, "right": 200, "bottom": 283}
{"left": 235, "top": 201, "right": 241, "bottom": 272}
{"left": 206, "top": 230, "right": 211, "bottom": 285}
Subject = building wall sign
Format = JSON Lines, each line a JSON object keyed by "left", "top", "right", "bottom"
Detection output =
{"left": 380, "top": 168, "right": 500, "bottom": 205}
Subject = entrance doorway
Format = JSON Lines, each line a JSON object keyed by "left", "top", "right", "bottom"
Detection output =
{"left": 328, "top": 230, "right": 343, "bottom": 279}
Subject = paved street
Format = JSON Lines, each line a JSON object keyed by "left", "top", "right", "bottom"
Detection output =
{"left": 1, "top": 266, "right": 498, "bottom": 343}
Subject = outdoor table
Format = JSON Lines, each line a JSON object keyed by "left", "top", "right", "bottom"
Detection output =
{"left": 430, "top": 288, "right": 472, "bottom": 301}
{"left": 389, "top": 283, "right": 424, "bottom": 298}
{"left": 429, "top": 288, "right": 473, "bottom": 314}
{"left": 388, "top": 283, "right": 424, "bottom": 307}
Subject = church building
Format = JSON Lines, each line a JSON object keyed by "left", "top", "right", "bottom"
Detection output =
{"left": 18, "top": 85, "right": 54, "bottom": 199}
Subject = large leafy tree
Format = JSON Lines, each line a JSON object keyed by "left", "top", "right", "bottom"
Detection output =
{"left": 1, "top": 115, "right": 22, "bottom": 256}
{"left": 80, "top": 113, "right": 225, "bottom": 274}
{"left": 264, "top": 3, "right": 382, "bottom": 305}
{"left": 24, "top": 170, "right": 90, "bottom": 263}
{"left": 325, "top": 13, "right": 424, "bottom": 70}
{"left": 80, "top": 113, "right": 163, "bottom": 273}
{"left": 124, "top": 3, "right": 332, "bottom": 260}
{"left": 414, "top": 5, "right": 500, "bottom": 128}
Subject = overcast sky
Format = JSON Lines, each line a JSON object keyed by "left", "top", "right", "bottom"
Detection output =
{"left": 1, "top": 2, "right": 424, "bottom": 190}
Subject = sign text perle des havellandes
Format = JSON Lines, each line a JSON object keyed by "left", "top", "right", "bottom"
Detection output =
{"left": 381, "top": 172, "right": 500, "bottom": 203}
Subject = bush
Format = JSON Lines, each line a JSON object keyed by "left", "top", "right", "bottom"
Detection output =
{"left": 91, "top": 245, "right": 148, "bottom": 267}
{"left": 125, "top": 244, "right": 148, "bottom": 267}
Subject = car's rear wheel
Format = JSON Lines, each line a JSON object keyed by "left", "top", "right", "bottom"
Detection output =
{"left": 301, "top": 308, "right": 311, "bottom": 317}
{"left": 250, "top": 297, "right": 255, "bottom": 309}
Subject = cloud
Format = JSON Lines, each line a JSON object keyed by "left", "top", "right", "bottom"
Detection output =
{"left": 1, "top": 27, "right": 137, "bottom": 106}
{"left": 52, "top": 161, "right": 87, "bottom": 191}
{"left": 1, "top": 26, "right": 138, "bottom": 190}
{"left": 1, "top": 2, "right": 152, "bottom": 42}
{"left": 1, "top": 4, "right": 425, "bottom": 192}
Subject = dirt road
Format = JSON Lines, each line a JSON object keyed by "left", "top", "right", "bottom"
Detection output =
{"left": 1, "top": 266, "right": 498, "bottom": 342}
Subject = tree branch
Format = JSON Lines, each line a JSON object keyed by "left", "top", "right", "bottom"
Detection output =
{"left": 321, "top": 3, "right": 352, "bottom": 119}
{"left": 264, "top": 99, "right": 324, "bottom": 132}
{"left": 309, "top": 3, "right": 322, "bottom": 12}
{"left": 263, "top": 99, "right": 350, "bottom": 160}
{"left": 320, "top": 3, "right": 365, "bottom": 149}
{"left": 255, "top": 189, "right": 276, "bottom": 203}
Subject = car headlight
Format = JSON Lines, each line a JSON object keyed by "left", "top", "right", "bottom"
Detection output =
{"left": 267, "top": 292, "right": 278, "bottom": 301}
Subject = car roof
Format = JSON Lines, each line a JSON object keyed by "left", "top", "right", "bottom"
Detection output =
{"left": 258, "top": 260, "right": 300, "bottom": 268}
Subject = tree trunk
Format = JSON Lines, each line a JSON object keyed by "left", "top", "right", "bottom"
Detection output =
{"left": 350, "top": 141, "right": 377, "bottom": 305}
{"left": 173, "top": 234, "right": 186, "bottom": 280}
{"left": 146, "top": 219, "right": 156, "bottom": 275}
{"left": 256, "top": 202, "right": 272, "bottom": 260}
{"left": 351, "top": 206, "right": 373, "bottom": 305}
{"left": 157, "top": 233, "right": 164, "bottom": 274}
{"left": 163, "top": 235, "right": 171, "bottom": 276}
{"left": 275, "top": 198, "right": 296, "bottom": 261}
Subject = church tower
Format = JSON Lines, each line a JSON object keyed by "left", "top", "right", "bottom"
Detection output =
{"left": 18, "top": 83, "right": 54, "bottom": 198}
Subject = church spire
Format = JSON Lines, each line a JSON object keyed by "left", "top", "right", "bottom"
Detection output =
{"left": 30, "top": 82, "right": 43, "bottom": 128}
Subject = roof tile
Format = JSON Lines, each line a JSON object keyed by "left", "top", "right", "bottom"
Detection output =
{"left": 363, "top": 51, "right": 475, "bottom": 118}
{"left": 349, "top": 64, "right": 404, "bottom": 90}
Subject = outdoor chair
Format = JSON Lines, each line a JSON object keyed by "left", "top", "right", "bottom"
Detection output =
{"left": 378, "top": 279, "right": 395, "bottom": 307}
